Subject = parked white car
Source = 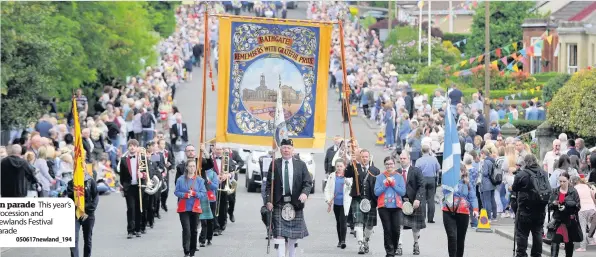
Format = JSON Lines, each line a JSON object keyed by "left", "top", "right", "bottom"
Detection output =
{"left": 245, "top": 150, "right": 269, "bottom": 192}
{"left": 295, "top": 153, "right": 316, "bottom": 194}
{"left": 236, "top": 148, "right": 251, "bottom": 173}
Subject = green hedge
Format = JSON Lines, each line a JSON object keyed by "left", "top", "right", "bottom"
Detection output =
{"left": 533, "top": 72, "right": 559, "bottom": 84}
{"left": 412, "top": 84, "right": 542, "bottom": 102}
{"left": 497, "top": 119, "right": 543, "bottom": 135}
{"left": 442, "top": 33, "right": 468, "bottom": 45}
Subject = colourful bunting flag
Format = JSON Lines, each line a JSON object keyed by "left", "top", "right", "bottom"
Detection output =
{"left": 501, "top": 56, "right": 508, "bottom": 65}
{"left": 547, "top": 35, "right": 553, "bottom": 45}
{"left": 530, "top": 89, "right": 535, "bottom": 94}
{"left": 460, "top": 60, "right": 467, "bottom": 67}
{"left": 512, "top": 42, "right": 518, "bottom": 51}
{"left": 519, "top": 49, "right": 527, "bottom": 57}
{"left": 496, "top": 48, "right": 502, "bottom": 58}
{"left": 527, "top": 46, "right": 534, "bottom": 57}
{"left": 513, "top": 63, "right": 519, "bottom": 72}
{"left": 491, "top": 60, "right": 498, "bottom": 70}
{"left": 463, "top": 39, "right": 467, "bottom": 45}
{"left": 477, "top": 54, "right": 484, "bottom": 63}
{"left": 454, "top": 71, "right": 460, "bottom": 76}
{"left": 418, "top": 0, "right": 424, "bottom": 9}
{"left": 469, "top": 57, "right": 476, "bottom": 64}
{"left": 511, "top": 94, "right": 516, "bottom": 100}
{"left": 535, "top": 86, "right": 541, "bottom": 91}
{"left": 505, "top": 96, "right": 509, "bottom": 101}
{"left": 511, "top": 53, "right": 518, "bottom": 60}
{"left": 503, "top": 45, "right": 511, "bottom": 54}
{"left": 517, "top": 92, "right": 522, "bottom": 97}
{"left": 533, "top": 97, "right": 539, "bottom": 102}
{"left": 499, "top": 98, "right": 504, "bottom": 103}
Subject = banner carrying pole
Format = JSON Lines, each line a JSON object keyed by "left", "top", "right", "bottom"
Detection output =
{"left": 199, "top": 6, "right": 210, "bottom": 176}
{"left": 338, "top": 20, "right": 360, "bottom": 196}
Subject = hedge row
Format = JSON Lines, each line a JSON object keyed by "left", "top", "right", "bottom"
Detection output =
{"left": 411, "top": 84, "right": 542, "bottom": 102}
{"left": 497, "top": 119, "right": 544, "bottom": 135}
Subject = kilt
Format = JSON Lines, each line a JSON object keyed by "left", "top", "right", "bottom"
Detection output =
{"left": 198, "top": 198, "right": 213, "bottom": 220}
{"left": 272, "top": 205, "right": 309, "bottom": 239}
{"left": 350, "top": 198, "right": 377, "bottom": 227}
{"left": 402, "top": 200, "right": 426, "bottom": 230}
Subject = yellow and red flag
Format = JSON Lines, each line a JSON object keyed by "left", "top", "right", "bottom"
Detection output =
{"left": 72, "top": 97, "right": 86, "bottom": 219}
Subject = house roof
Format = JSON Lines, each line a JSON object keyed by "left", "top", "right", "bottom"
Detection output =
{"left": 552, "top": 1, "right": 596, "bottom": 21}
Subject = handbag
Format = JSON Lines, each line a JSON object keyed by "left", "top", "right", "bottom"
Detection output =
{"left": 543, "top": 210, "right": 556, "bottom": 245}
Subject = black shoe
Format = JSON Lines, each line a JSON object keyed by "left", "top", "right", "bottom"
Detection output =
{"left": 229, "top": 214, "right": 235, "bottom": 223}
{"left": 207, "top": 241, "right": 212, "bottom": 246}
{"left": 156, "top": 213, "right": 161, "bottom": 219}
{"left": 358, "top": 242, "right": 365, "bottom": 254}
{"left": 413, "top": 242, "right": 420, "bottom": 255}
{"left": 217, "top": 230, "right": 223, "bottom": 236}
{"left": 136, "top": 232, "right": 142, "bottom": 237}
{"left": 340, "top": 242, "right": 346, "bottom": 249}
{"left": 200, "top": 243, "right": 206, "bottom": 247}
{"left": 213, "top": 230, "right": 220, "bottom": 236}
{"left": 141, "top": 230, "right": 146, "bottom": 234}
{"left": 149, "top": 224, "right": 154, "bottom": 229}
{"left": 127, "top": 233, "right": 133, "bottom": 239}
{"left": 162, "top": 205, "right": 168, "bottom": 212}
{"left": 337, "top": 242, "right": 341, "bottom": 248}
{"left": 428, "top": 220, "right": 435, "bottom": 223}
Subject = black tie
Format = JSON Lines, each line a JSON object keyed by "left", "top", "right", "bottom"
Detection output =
{"left": 216, "top": 157, "right": 222, "bottom": 160}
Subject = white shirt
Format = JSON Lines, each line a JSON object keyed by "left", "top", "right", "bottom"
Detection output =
{"left": 130, "top": 155, "right": 138, "bottom": 185}
{"left": 282, "top": 158, "right": 294, "bottom": 195}
{"left": 542, "top": 151, "right": 560, "bottom": 174}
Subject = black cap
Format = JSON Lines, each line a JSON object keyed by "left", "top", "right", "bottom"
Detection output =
{"left": 280, "top": 139, "right": 293, "bottom": 147}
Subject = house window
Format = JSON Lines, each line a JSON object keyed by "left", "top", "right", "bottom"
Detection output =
{"left": 567, "top": 44, "right": 578, "bottom": 74}
{"left": 530, "top": 37, "right": 542, "bottom": 74}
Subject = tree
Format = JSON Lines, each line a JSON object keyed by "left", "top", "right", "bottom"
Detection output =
{"left": 547, "top": 69, "right": 596, "bottom": 137}
{"left": 542, "top": 73, "right": 571, "bottom": 103}
{"left": 466, "top": 2, "right": 541, "bottom": 57}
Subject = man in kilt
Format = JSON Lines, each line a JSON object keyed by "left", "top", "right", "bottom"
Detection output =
{"left": 345, "top": 145, "right": 381, "bottom": 254}
{"left": 397, "top": 152, "right": 426, "bottom": 255}
{"left": 266, "top": 139, "right": 313, "bottom": 257}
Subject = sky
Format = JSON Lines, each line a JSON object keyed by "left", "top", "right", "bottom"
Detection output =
{"left": 240, "top": 57, "right": 305, "bottom": 93}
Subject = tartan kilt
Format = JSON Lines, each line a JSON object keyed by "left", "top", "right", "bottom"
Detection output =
{"left": 402, "top": 201, "right": 426, "bottom": 230}
{"left": 272, "top": 205, "right": 309, "bottom": 239}
{"left": 198, "top": 198, "right": 213, "bottom": 220}
{"left": 350, "top": 198, "right": 377, "bottom": 227}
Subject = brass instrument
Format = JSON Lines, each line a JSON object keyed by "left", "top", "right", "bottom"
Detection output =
{"left": 216, "top": 149, "right": 233, "bottom": 216}
{"left": 137, "top": 148, "right": 147, "bottom": 213}
{"left": 140, "top": 148, "right": 162, "bottom": 195}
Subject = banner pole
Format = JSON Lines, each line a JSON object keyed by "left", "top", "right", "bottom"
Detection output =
{"left": 338, "top": 20, "right": 360, "bottom": 196}
{"left": 198, "top": 6, "right": 210, "bottom": 176}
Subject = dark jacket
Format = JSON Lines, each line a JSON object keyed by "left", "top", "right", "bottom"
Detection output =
{"left": 1, "top": 156, "right": 38, "bottom": 197}
{"left": 548, "top": 186, "right": 583, "bottom": 243}
{"left": 265, "top": 157, "right": 312, "bottom": 210}
{"left": 66, "top": 174, "right": 99, "bottom": 216}
{"left": 175, "top": 157, "right": 214, "bottom": 182}
{"left": 324, "top": 145, "right": 338, "bottom": 174}
{"left": 345, "top": 162, "right": 381, "bottom": 201}
{"left": 512, "top": 164, "right": 549, "bottom": 211}
{"left": 589, "top": 153, "right": 596, "bottom": 184}
{"left": 400, "top": 165, "right": 425, "bottom": 203}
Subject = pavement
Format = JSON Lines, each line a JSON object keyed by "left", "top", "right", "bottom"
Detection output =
{"left": 3, "top": 3, "right": 596, "bottom": 257}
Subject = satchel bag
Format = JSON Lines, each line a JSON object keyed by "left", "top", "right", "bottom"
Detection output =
{"left": 543, "top": 211, "right": 556, "bottom": 245}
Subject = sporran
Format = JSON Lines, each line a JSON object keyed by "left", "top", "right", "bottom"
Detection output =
{"left": 359, "top": 198, "right": 371, "bottom": 213}
{"left": 281, "top": 203, "right": 296, "bottom": 221}
{"left": 402, "top": 201, "right": 413, "bottom": 215}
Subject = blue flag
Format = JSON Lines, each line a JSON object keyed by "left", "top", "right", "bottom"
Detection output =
{"left": 441, "top": 100, "right": 461, "bottom": 207}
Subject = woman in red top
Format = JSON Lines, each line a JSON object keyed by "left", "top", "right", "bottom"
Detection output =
{"left": 548, "top": 172, "right": 582, "bottom": 257}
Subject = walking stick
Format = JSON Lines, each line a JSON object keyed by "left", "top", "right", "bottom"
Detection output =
{"left": 267, "top": 150, "right": 276, "bottom": 254}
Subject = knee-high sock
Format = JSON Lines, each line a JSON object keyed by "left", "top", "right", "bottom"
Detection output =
{"left": 287, "top": 239, "right": 298, "bottom": 257}
{"left": 364, "top": 226, "right": 374, "bottom": 241}
{"left": 275, "top": 238, "right": 286, "bottom": 257}
{"left": 412, "top": 229, "right": 420, "bottom": 243}
{"left": 399, "top": 228, "right": 403, "bottom": 245}
{"left": 355, "top": 224, "right": 364, "bottom": 242}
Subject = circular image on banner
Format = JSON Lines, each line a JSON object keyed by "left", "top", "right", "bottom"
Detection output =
{"left": 240, "top": 57, "right": 306, "bottom": 122}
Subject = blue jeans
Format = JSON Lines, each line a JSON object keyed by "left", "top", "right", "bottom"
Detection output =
{"left": 469, "top": 204, "right": 478, "bottom": 227}
{"left": 97, "top": 183, "right": 110, "bottom": 195}
{"left": 499, "top": 184, "right": 509, "bottom": 212}
{"left": 142, "top": 130, "right": 154, "bottom": 147}
{"left": 480, "top": 190, "right": 496, "bottom": 219}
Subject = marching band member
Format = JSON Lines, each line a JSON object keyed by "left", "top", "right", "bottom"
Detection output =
{"left": 227, "top": 147, "right": 244, "bottom": 223}
{"left": 157, "top": 137, "right": 175, "bottom": 212}
{"left": 175, "top": 144, "right": 213, "bottom": 182}
{"left": 174, "top": 160, "right": 207, "bottom": 257}
{"left": 397, "top": 151, "right": 426, "bottom": 255}
{"left": 117, "top": 139, "right": 145, "bottom": 239}
{"left": 374, "top": 156, "right": 406, "bottom": 257}
{"left": 324, "top": 158, "right": 352, "bottom": 249}
{"left": 345, "top": 143, "right": 381, "bottom": 255}
{"left": 260, "top": 150, "right": 274, "bottom": 239}
{"left": 142, "top": 141, "right": 163, "bottom": 230}
{"left": 149, "top": 140, "right": 167, "bottom": 219}
{"left": 211, "top": 144, "right": 236, "bottom": 235}
{"left": 442, "top": 163, "right": 478, "bottom": 257}
{"left": 199, "top": 166, "right": 219, "bottom": 247}
{"left": 266, "top": 139, "right": 313, "bottom": 257}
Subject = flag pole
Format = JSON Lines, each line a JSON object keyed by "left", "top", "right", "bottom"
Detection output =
{"left": 428, "top": 0, "right": 432, "bottom": 66}
{"left": 338, "top": 20, "right": 360, "bottom": 196}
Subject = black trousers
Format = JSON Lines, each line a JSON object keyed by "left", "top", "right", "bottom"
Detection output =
{"left": 347, "top": 208, "right": 354, "bottom": 229}
{"left": 424, "top": 177, "right": 437, "bottom": 222}
{"left": 160, "top": 172, "right": 170, "bottom": 208}
{"left": 443, "top": 212, "right": 469, "bottom": 257}
{"left": 227, "top": 173, "right": 238, "bottom": 217}
{"left": 153, "top": 192, "right": 161, "bottom": 216}
{"left": 514, "top": 211, "right": 545, "bottom": 257}
{"left": 363, "top": 104, "right": 370, "bottom": 118}
{"left": 216, "top": 193, "right": 228, "bottom": 230}
{"left": 179, "top": 212, "right": 199, "bottom": 256}
{"left": 550, "top": 242, "right": 574, "bottom": 257}
{"left": 333, "top": 205, "right": 347, "bottom": 243}
{"left": 70, "top": 215, "right": 95, "bottom": 257}
{"left": 125, "top": 185, "right": 142, "bottom": 233}
{"left": 142, "top": 193, "right": 154, "bottom": 229}
{"left": 378, "top": 208, "right": 402, "bottom": 256}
